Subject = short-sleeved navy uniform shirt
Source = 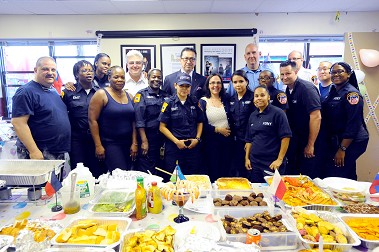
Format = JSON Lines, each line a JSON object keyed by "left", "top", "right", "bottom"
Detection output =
{"left": 134, "top": 87, "right": 168, "bottom": 130}
{"left": 268, "top": 86, "right": 289, "bottom": 111}
{"left": 158, "top": 95, "right": 204, "bottom": 139}
{"left": 94, "top": 74, "right": 109, "bottom": 88}
{"left": 245, "top": 104, "right": 292, "bottom": 163}
{"left": 285, "top": 78, "right": 321, "bottom": 139}
{"left": 61, "top": 83, "right": 99, "bottom": 137}
{"left": 229, "top": 89, "right": 255, "bottom": 141}
{"left": 322, "top": 82, "right": 368, "bottom": 141}
{"left": 12, "top": 80, "right": 71, "bottom": 153}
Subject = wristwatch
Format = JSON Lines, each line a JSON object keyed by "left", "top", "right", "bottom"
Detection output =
{"left": 196, "top": 137, "right": 202, "bottom": 143}
{"left": 339, "top": 145, "right": 347, "bottom": 151}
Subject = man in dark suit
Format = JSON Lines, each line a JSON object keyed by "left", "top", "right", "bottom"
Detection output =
{"left": 162, "top": 47, "right": 206, "bottom": 100}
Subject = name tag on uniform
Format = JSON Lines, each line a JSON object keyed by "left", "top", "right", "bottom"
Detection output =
{"left": 333, "top": 97, "right": 341, "bottom": 100}
{"left": 292, "top": 100, "right": 297, "bottom": 104}
{"left": 245, "top": 101, "right": 251, "bottom": 104}
{"left": 230, "top": 102, "right": 235, "bottom": 105}
{"left": 73, "top": 96, "right": 80, "bottom": 100}
{"left": 190, "top": 106, "right": 196, "bottom": 110}
{"left": 147, "top": 95, "right": 154, "bottom": 98}
{"left": 263, "top": 122, "right": 272, "bottom": 126}
{"left": 171, "top": 107, "right": 178, "bottom": 111}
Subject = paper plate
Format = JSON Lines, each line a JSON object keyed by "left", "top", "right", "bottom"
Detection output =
{"left": 323, "top": 177, "right": 366, "bottom": 193}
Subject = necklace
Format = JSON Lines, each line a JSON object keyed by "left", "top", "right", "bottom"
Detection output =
{"left": 209, "top": 97, "right": 222, "bottom": 107}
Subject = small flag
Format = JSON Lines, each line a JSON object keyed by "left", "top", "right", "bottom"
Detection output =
{"left": 369, "top": 172, "right": 379, "bottom": 194}
{"left": 45, "top": 171, "right": 62, "bottom": 197}
{"left": 53, "top": 71, "right": 64, "bottom": 94}
{"left": 170, "top": 161, "right": 186, "bottom": 182}
{"left": 268, "top": 169, "right": 286, "bottom": 200}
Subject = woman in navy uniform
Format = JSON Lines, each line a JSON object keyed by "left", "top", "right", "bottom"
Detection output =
{"left": 158, "top": 72, "right": 204, "bottom": 176}
{"left": 199, "top": 73, "right": 232, "bottom": 182}
{"left": 322, "top": 62, "right": 369, "bottom": 180}
{"left": 245, "top": 86, "right": 292, "bottom": 183}
{"left": 134, "top": 69, "right": 168, "bottom": 173}
{"left": 61, "top": 60, "right": 105, "bottom": 178}
{"left": 93, "top": 53, "right": 111, "bottom": 88}
{"left": 229, "top": 70, "right": 255, "bottom": 177}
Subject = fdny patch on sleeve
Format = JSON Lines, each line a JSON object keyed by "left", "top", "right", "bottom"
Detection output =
{"left": 347, "top": 92, "right": 359, "bottom": 105}
{"left": 134, "top": 93, "right": 141, "bottom": 103}
{"left": 161, "top": 102, "right": 168, "bottom": 113}
{"left": 277, "top": 93, "right": 287, "bottom": 105}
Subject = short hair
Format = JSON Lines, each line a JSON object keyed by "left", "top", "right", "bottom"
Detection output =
{"left": 260, "top": 70, "right": 275, "bottom": 78}
{"left": 330, "top": 62, "right": 359, "bottom": 90}
{"left": 126, "top": 50, "right": 143, "bottom": 62}
{"left": 147, "top": 68, "right": 162, "bottom": 79}
{"left": 254, "top": 85, "right": 269, "bottom": 93}
{"left": 73, "top": 60, "right": 94, "bottom": 81}
{"left": 180, "top": 47, "right": 197, "bottom": 58}
{"left": 108, "top": 65, "right": 124, "bottom": 76}
{"left": 35, "top": 56, "right": 55, "bottom": 67}
{"left": 231, "top": 69, "right": 249, "bottom": 85}
{"left": 280, "top": 60, "right": 297, "bottom": 69}
{"left": 204, "top": 74, "right": 226, "bottom": 98}
{"left": 93, "top": 53, "right": 110, "bottom": 71}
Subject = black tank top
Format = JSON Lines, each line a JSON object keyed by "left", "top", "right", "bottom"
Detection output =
{"left": 99, "top": 89, "right": 135, "bottom": 143}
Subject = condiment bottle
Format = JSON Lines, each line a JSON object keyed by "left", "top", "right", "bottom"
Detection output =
{"left": 148, "top": 181, "right": 162, "bottom": 214}
{"left": 135, "top": 177, "right": 147, "bottom": 220}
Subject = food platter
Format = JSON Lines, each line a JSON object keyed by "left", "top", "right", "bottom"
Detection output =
{"left": 88, "top": 189, "right": 135, "bottom": 216}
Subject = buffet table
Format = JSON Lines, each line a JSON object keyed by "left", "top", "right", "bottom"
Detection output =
{"left": 0, "top": 183, "right": 376, "bottom": 251}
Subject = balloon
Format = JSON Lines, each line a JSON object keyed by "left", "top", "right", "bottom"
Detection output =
{"left": 359, "top": 49, "right": 379, "bottom": 68}
{"left": 355, "top": 69, "right": 365, "bottom": 83}
{"left": 358, "top": 84, "right": 367, "bottom": 96}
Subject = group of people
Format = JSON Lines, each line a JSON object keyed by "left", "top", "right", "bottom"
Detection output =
{"left": 11, "top": 43, "right": 369, "bottom": 183}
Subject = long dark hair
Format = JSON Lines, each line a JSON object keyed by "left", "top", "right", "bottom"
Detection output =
{"left": 330, "top": 62, "right": 359, "bottom": 91}
{"left": 204, "top": 73, "right": 226, "bottom": 98}
{"left": 231, "top": 69, "right": 250, "bottom": 90}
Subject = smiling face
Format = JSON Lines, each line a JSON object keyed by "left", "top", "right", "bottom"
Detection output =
{"left": 109, "top": 67, "right": 125, "bottom": 91}
{"left": 34, "top": 57, "right": 57, "bottom": 87}
{"left": 148, "top": 69, "right": 162, "bottom": 90}
{"left": 127, "top": 55, "right": 143, "bottom": 77}
{"left": 180, "top": 50, "right": 196, "bottom": 73}
{"left": 330, "top": 64, "right": 351, "bottom": 85}
{"left": 280, "top": 65, "right": 297, "bottom": 87}
{"left": 317, "top": 61, "right": 332, "bottom": 84}
{"left": 207, "top": 75, "right": 223, "bottom": 96}
{"left": 244, "top": 44, "right": 261, "bottom": 70}
{"left": 254, "top": 87, "right": 270, "bottom": 110}
{"left": 95, "top": 56, "right": 111, "bottom": 76}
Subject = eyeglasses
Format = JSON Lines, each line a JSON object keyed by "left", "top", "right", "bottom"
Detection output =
{"left": 288, "top": 57, "right": 302, "bottom": 61}
{"left": 209, "top": 81, "right": 222, "bottom": 85}
{"left": 80, "top": 69, "right": 94, "bottom": 74}
{"left": 317, "top": 67, "right": 331, "bottom": 72}
{"left": 258, "top": 76, "right": 273, "bottom": 81}
{"left": 181, "top": 57, "right": 196, "bottom": 62}
{"left": 330, "top": 70, "right": 346, "bottom": 75}
{"left": 128, "top": 61, "right": 143, "bottom": 66}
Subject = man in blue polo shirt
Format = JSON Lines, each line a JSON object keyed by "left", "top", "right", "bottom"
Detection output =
{"left": 11, "top": 56, "right": 71, "bottom": 160}
{"left": 280, "top": 60, "right": 322, "bottom": 178}
{"left": 227, "top": 43, "right": 274, "bottom": 95}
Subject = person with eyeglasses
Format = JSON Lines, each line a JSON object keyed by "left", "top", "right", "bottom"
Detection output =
{"left": 159, "top": 72, "right": 204, "bottom": 177}
{"left": 199, "top": 73, "right": 233, "bottom": 181}
{"left": 133, "top": 69, "right": 168, "bottom": 174}
{"left": 280, "top": 60, "right": 322, "bottom": 179}
{"left": 288, "top": 50, "right": 314, "bottom": 83}
{"left": 11, "top": 56, "right": 71, "bottom": 160}
{"left": 258, "top": 70, "right": 288, "bottom": 111}
{"left": 61, "top": 60, "right": 105, "bottom": 178}
{"left": 317, "top": 61, "right": 333, "bottom": 102}
{"left": 123, "top": 50, "right": 148, "bottom": 96}
{"left": 321, "top": 62, "right": 369, "bottom": 180}
{"left": 226, "top": 43, "right": 275, "bottom": 96}
{"left": 162, "top": 47, "right": 207, "bottom": 100}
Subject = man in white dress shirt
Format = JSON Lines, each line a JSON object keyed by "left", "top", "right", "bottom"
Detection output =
{"left": 288, "top": 50, "right": 314, "bottom": 83}
{"left": 123, "top": 50, "right": 148, "bottom": 95}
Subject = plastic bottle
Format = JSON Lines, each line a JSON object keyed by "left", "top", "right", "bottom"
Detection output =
{"left": 63, "top": 163, "right": 95, "bottom": 204}
{"left": 148, "top": 181, "right": 162, "bottom": 214}
{"left": 135, "top": 177, "right": 147, "bottom": 220}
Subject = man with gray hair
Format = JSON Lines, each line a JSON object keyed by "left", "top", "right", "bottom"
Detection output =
{"left": 124, "top": 49, "right": 148, "bottom": 95}
{"left": 11, "top": 56, "right": 71, "bottom": 160}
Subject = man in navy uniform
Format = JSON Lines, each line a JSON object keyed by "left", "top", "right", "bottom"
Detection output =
{"left": 280, "top": 60, "right": 321, "bottom": 178}
{"left": 162, "top": 47, "right": 206, "bottom": 100}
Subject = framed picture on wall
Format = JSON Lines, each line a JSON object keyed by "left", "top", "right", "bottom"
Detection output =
{"left": 120, "top": 45, "right": 156, "bottom": 73}
{"left": 160, "top": 44, "right": 196, "bottom": 80}
{"left": 201, "top": 44, "right": 236, "bottom": 83}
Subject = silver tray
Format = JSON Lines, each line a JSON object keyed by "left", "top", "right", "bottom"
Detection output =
{"left": 264, "top": 175, "right": 341, "bottom": 208}
{"left": 339, "top": 214, "right": 379, "bottom": 249}
{"left": 0, "top": 159, "right": 64, "bottom": 186}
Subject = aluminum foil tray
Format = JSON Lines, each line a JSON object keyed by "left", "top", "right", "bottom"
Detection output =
{"left": 0, "top": 160, "right": 64, "bottom": 186}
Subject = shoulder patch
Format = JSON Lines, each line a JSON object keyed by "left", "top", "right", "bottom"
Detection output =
{"left": 347, "top": 92, "right": 359, "bottom": 105}
{"left": 161, "top": 102, "right": 168, "bottom": 113}
{"left": 61, "top": 91, "right": 64, "bottom": 98}
{"left": 134, "top": 93, "right": 141, "bottom": 103}
{"left": 198, "top": 101, "right": 203, "bottom": 111}
{"left": 277, "top": 93, "right": 287, "bottom": 105}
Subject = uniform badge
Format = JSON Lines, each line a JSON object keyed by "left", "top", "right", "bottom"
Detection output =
{"left": 277, "top": 93, "right": 287, "bottom": 105}
{"left": 134, "top": 93, "right": 141, "bottom": 103}
{"left": 347, "top": 92, "right": 359, "bottom": 105}
{"left": 61, "top": 91, "right": 64, "bottom": 98}
{"left": 198, "top": 101, "right": 203, "bottom": 111}
{"left": 161, "top": 102, "right": 168, "bottom": 112}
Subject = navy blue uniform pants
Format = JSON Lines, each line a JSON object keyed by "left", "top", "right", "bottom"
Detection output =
{"left": 136, "top": 129, "right": 164, "bottom": 175}
{"left": 325, "top": 139, "right": 368, "bottom": 180}
{"left": 230, "top": 138, "right": 247, "bottom": 178}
